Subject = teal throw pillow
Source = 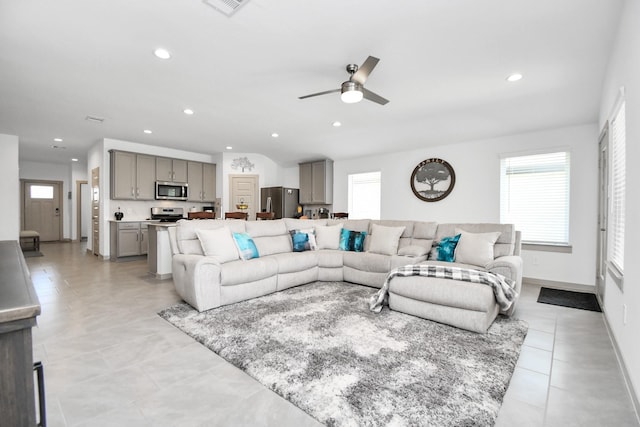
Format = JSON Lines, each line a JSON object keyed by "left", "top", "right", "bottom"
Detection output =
{"left": 437, "top": 234, "right": 461, "bottom": 262}
{"left": 233, "top": 232, "right": 259, "bottom": 260}
{"left": 339, "top": 229, "right": 367, "bottom": 252}
{"left": 290, "top": 231, "right": 310, "bottom": 252}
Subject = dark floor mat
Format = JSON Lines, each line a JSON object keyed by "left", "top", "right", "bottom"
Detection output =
{"left": 537, "top": 287, "right": 601, "bottom": 312}
{"left": 22, "top": 250, "right": 43, "bottom": 258}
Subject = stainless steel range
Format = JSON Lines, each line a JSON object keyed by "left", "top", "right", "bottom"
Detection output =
{"left": 150, "top": 207, "right": 185, "bottom": 222}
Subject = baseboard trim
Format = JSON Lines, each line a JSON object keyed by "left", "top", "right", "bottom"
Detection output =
{"left": 151, "top": 272, "right": 172, "bottom": 280}
{"left": 602, "top": 311, "right": 640, "bottom": 424}
{"left": 522, "top": 277, "right": 594, "bottom": 293}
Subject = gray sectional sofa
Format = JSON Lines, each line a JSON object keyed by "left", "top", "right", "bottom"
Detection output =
{"left": 169, "top": 218, "right": 522, "bottom": 332}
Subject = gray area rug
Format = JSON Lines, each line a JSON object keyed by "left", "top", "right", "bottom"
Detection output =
{"left": 159, "top": 282, "right": 528, "bottom": 426}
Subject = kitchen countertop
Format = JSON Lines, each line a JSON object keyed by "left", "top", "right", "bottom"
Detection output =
{"left": 0, "top": 241, "right": 41, "bottom": 324}
{"left": 109, "top": 219, "right": 163, "bottom": 223}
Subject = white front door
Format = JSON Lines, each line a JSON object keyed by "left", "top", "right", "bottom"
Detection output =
{"left": 23, "top": 180, "right": 62, "bottom": 241}
{"left": 229, "top": 175, "right": 258, "bottom": 220}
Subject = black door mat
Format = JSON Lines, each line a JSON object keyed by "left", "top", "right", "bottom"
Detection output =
{"left": 537, "top": 287, "right": 602, "bottom": 312}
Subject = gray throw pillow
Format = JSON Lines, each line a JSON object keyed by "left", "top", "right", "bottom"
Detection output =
{"left": 196, "top": 227, "right": 240, "bottom": 263}
{"left": 368, "top": 224, "right": 406, "bottom": 256}
{"left": 454, "top": 228, "right": 501, "bottom": 267}
{"left": 314, "top": 224, "right": 343, "bottom": 250}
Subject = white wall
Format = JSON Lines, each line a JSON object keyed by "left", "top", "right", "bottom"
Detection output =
{"left": 598, "top": 0, "right": 640, "bottom": 405}
{"left": 19, "top": 160, "right": 74, "bottom": 240}
{"left": 334, "top": 124, "right": 598, "bottom": 286}
{"left": 0, "top": 134, "right": 20, "bottom": 241}
{"left": 219, "top": 152, "right": 287, "bottom": 213}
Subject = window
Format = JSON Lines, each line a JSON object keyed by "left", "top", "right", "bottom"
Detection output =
{"left": 609, "top": 100, "right": 625, "bottom": 275}
{"left": 500, "top": 152, "right": 570, "bottom": 245}
{"left": 348, "top": 172, "right": 381, "bottom": 220}
{"left": 30, "top": 185, "right": 54, "bottom": 199}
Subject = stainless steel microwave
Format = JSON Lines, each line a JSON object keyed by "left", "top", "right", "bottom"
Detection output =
{"left": 155, "top": 181, "right": 188, "bottom": 201}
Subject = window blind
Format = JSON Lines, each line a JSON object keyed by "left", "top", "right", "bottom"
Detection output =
{"left": 609, "top": 101, "right": 626, "bottom": 273}
{"left": 500, "top": 152, "right": 570, "bottom": 244}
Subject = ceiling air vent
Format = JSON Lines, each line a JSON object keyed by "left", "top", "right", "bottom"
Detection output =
{"left": 203, "top": 0, "right": 249, "bottom": 17}
{"left": 85, "top": 115, "right": 104, "bottom": 123}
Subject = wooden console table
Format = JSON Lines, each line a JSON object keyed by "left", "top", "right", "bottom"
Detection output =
{"left": 0, "top": 240, "right": 43, "bottom": 426}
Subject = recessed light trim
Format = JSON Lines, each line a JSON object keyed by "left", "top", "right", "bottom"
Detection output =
{"left": 54, "top": 138, "right": 63, "bottom": 142}
{"left": 506, "top": 73, "right": 523, "bottom": 82}
{"left": 154, "top": 48, "right": 171, "bottom": 60}
{"left": 143, "top": 129, "right": 152, "bottom": 134}
{"left": 183, "top": 109, "right": 194, "bottom": 115}
{"left": 271, "top": 133, "right": 279, "bottom": 138}
{"left": 226, "top": 146, "right": 233, "bottom": 150}
{"left": 71, "top": 158, "right": 79, "bottom": 162}
{"left": 332, "top": 121, "right": 342, "bottom": 127}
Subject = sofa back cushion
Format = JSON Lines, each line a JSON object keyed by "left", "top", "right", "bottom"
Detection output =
{"left": 196, "top": 227, "right": 240, "bottom": 262}
{"left": 283, "top": 218, "right": 328, "bottom": 232}
{"left": 368, "top": 223, "right": 406, "bottom": 256}
{"left": 411, "top": 221, "right": 438, "bottom": 251}
{"left": 175, "top": 219, "right": 246, "bottom": 255}
{"left": 245, "top": 219, "right": 292, "bottom": 256}
{"left": 435, "top": 223, "right": 516, "bottom": 258}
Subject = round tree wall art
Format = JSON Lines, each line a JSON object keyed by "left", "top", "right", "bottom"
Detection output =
{"left": 410, "top": 158, "right": 456, "bottom": 202}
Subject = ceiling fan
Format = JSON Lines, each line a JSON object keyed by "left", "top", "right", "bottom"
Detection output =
{"left": 299, "top": 56, "right": 389, "bottom": 105}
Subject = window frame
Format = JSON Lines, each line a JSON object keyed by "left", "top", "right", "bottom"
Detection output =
{"left": 607, "top": 89, "right": 626, "bottom": 283}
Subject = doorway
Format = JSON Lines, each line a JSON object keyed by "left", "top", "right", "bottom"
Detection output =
{"left": 21, "top": 180, "right": 63, "bottom": 242}
{"left": 229, "top": 174, "right": 258, "bottom": 220}
{"left": 596, "top": 125, "right": 608, "bottom": 305}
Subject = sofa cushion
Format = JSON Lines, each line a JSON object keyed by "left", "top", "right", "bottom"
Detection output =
{"left": 343, "top": 251, "right": 391, "bottom": 273}
{"left": 232, "top": 232, "right": 259, "bottom": 260}
{"left": 317, "top": 249, "right": 344, "bottom": 268}
{"left": 398, "top": 245, "right": 428, "bottom": 257}
{"left": 339, "top": 229, "right": 367, "bottom": 252}
{"left": 245, "top": 219, "right": 288, "bottom": 237}
{"left": 270, "top": 251, "right": 318, "bottom": 274}
{"left": 220, "top": 258, "right": 278, "bottom": 286}
{"left": 283, "top": 218, "right": 327, "bottom": 232}
{"left": 436, "top": 223, "right": 516, "bottom": 258}
{"left": 454, "top": 229, "right": 501, "bottom": 267}
{"left": 368, "top": 224, "right": 405, "bottom": 256}
{"left": 196, "top": 227, "right": 239, "bottom": 262}
{"left": 253, "top": 235, "right": 292, "bottom": 257}
{"left": 315, "top": 223, "right": 343, "bottom": 250}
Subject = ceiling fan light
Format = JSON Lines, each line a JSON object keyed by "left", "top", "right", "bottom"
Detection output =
{"left": 341, "top": 82, "right": 363, "bottom": 103}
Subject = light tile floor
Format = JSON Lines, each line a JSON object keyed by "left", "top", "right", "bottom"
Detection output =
{"left": 26, "top": 242, "right": 639, "bottom": 426}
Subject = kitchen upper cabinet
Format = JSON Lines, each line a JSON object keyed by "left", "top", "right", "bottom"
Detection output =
{"left": 156, "top": 157, "right": 187, "bottom": 182}
{"left": 299, "top": 159, "right": 333, "bottom": 204}
{"left": 187, "top": 161, "right": 216, "bottom": 202}
{"left": 110, "top": 151, "right": 155, "bottom": 200}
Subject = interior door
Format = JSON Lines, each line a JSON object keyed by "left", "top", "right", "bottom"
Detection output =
{"left": 229, "top": 175, "right": 258, "bottom": 220}
{"left": 596, "top": 125, "right": 609, "bottom": 304}
{"left": 23, "top": 180, "right": 62, "bottom": 241}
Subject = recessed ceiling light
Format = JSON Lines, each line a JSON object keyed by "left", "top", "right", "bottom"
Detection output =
{"left": 54, "top": 137, "right": 63, "bottom": 142}
{"left": 71, "top": 158, "right": 79, "bottom": 162}
{"left": 143, "top": 129, "right": 152, "bottom": 134}
{"left": 183, "top": 109, "right": 194, "bottom": 115}
{"left": 154, "top": 48, "right": 171, "bottom": 60}
{"left": 226, "top": 146, "right": 233, "bottom": 150}
{"left": 332, "top": 121, "right": 342, "bottom": 127}
{"left": 506, "top": 73, "right": 523, "bottom": 82}
{"left": 271, "top": 133, "right": 279, "bottom": 138}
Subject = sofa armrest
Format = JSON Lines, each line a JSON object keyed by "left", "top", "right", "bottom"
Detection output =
{"left": 486, "top": 255, "right": 522, "bottom": 316}
{"left": 172, "top": 254, "right": 223, "bottom": 312}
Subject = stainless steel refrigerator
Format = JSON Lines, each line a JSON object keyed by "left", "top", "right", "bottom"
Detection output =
{"left": 260, "top": 187, "right": 299, "bottom": 219}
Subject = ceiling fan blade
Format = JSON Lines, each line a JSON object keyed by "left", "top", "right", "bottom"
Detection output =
{"left": 362, "top": 88, "right": 389, "bottom": 105}
{"left": 298, "top": 88, "right": 340, "bottom": 100}
{"left": 351, "top": 56, "right": 380, "bottom": 85}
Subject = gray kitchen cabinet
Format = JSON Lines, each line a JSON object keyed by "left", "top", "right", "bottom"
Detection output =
{"left": 187, "top": 161, "right": 217, "bottom": 202}
{"left": 156, "top": 157, "right": 188, "bottom": 182}
{"left": 110, "top": 221, "right": 149, "bottom": 259}
{"left": 299, "top": 159, "right": 333, "bottom": 204}
{"left": 110, "top": 151, "right": 155, "bottom": 200}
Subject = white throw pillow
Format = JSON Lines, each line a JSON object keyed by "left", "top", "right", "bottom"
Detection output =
{"left": 196, "top": 227, "right": 240, "bottom": 263}
{"left": 454, "top": 229, "right": 501, "bottom": 267}
{"left": 368, "top": 224, "right": 406, "bottom": 256}
{"left": 314, "top": 224, "right": 343, "bottom": 250}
